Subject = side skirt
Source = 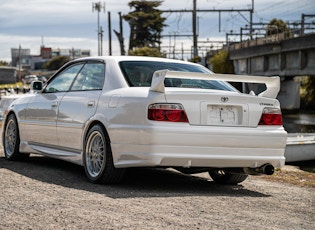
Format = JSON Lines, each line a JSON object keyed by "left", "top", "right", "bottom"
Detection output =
{"left": 19, "top": 141, "right": 83, "bottom": 165}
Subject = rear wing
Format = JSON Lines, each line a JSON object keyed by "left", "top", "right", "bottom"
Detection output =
{"left": 150, "top": 69, "right": 280, "bottom": 99}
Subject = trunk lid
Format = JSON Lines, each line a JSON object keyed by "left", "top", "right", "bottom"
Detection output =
{"left": 149, "top": 70, "right": 281, "bottom": 127}
{"left": 164, "top": 88, "right": 279, "bottom": 127}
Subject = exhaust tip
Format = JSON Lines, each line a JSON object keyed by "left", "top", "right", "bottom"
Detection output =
{"left": 263, "top": 164, "right": 275, "bottom": 175}
{"left": 243, "top": 164, "right": 275, "bottom": 175}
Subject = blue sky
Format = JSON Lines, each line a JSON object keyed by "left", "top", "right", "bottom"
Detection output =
{"left": 0, "top": 0, "right": 314, "bottom": 62}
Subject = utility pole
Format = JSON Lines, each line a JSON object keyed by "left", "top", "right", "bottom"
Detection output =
{"left": 114, "top": 12, "right": 126, "bottom": 55}
{"left": 18, "top": 45, "right": 21, "bottom": 82}
{"left": 119, "top": 12, "right": 125, "bottom": 55}
{"left": 92, "top": 2, "right": 105, "bottom": 56}
{"left": 108, "top": 11, "right": 112, "bottom": 55}
{"left": 250, "top": 0, "right": 254, "bottom": 39}
{"left": 162, "top": 0, "right": 254, "bottom": 58}
{"left": 192, "top": 0, "right": 198, "bottom": 57}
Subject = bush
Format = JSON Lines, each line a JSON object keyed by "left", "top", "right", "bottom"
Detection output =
{"left": 209, "top": 50, "right": 234, "bottom": 74}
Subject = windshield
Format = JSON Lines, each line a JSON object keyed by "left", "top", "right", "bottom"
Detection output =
{"left": 119, "top": 61, "right": 235, "bottom": 91}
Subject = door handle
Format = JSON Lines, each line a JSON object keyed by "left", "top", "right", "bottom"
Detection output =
{"left": 87, "top": 101, "right": 95, "bottom": 108}
{"left": 51, "top": 102, "right": 58, "bottom": 108}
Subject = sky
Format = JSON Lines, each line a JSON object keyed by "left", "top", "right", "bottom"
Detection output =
{"left": 0, "top": 0, "right": 314, "bottom": 62}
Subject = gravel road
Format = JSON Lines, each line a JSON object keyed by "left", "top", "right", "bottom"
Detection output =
{"left": 0, "top": 148, "right": 314, "bottom": 230}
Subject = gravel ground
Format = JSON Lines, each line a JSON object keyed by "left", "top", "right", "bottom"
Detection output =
{"left": 0, "top": 148, "right": 314, "bottom": 230}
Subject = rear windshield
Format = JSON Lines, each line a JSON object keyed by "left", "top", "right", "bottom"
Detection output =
{"left": 119, "top": 61, "right": 235, "bottom": 91}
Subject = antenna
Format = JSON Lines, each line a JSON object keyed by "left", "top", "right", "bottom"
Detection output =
{"left": 41, "top": 35, "right": 44, "bottom": 47}
{"left": 92, "top": 2, "right": 105, "bottom": 56}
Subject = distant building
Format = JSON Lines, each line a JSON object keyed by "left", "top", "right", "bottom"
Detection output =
{"left": 40, "top": 47, "right": 52, "bottom": 59}
{"left": 52, "top": 48, "right": 91, "bottom": 59}
{"left": 31, "top": 55, "right": 45, "bottom": 70}
{"left": 11, "top": 47, "right": 32, "bottom": 70}
{"left": 0, "top": 66, "right": 18, "bottom": 84}
{"left": 10, "top": 46, "right": 91, "bottom": 71}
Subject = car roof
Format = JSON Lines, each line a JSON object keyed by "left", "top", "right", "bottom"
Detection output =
{"left": 74, "top": 56, "right": 200, "bottom": 65}
{"left": 54, "top": 56, "right": 211, "bottom": 91}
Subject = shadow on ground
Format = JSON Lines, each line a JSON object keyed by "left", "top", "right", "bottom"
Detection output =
{"left": 0, "top": 155, "right": 270, "bottom": 199}
{"left": 287, "top": 160, "right": 315, "bottom": 173}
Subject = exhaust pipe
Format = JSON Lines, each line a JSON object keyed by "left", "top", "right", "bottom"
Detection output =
{"left": 261, "top": 164, "right": 275, "bottom": 175}
{"left": 243, "top": 164, "right": 275, "bottom": 175}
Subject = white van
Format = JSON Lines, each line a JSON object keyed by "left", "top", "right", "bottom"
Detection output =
{"left": 23, "top": 75, "right": 38, "bottom": 84}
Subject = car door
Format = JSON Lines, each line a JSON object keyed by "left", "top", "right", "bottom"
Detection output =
{"left": 56, "top": 62, "right": 105, "bottom": 151}
{"left": 23, "top": 63, "right": 84, "bottom": 146}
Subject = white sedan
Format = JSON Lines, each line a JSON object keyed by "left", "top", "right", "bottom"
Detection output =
{"left": 2, "top": 56, "right": 287, "bottom": 185}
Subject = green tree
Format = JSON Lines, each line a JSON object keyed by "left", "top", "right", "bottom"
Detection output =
{"left": 123, "top": 0, "right": 166, "bottom": 52}
{"left": 188, "top": 56, "right": 201, "bottom": 63}
{"left": 128, "top": 46, "right": 165, "bottom": 57}
{"left": 300, "top": 76, "right": 315, "bottom": 111}
{"left": 266, "top": 18, "right": 291, "bottom": 37}
{"left": 43, "top": 56, "right": 69, "bottom": 70}
{"left": 209, "top": 50, "right": 234, "bottom": 74}
{"left": 0, "top": 60, "right": 9, "bottom": 66}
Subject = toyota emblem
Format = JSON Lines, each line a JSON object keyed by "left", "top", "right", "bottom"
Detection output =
{"left": 221, "top": 97, "right": 229, "bottom": 102}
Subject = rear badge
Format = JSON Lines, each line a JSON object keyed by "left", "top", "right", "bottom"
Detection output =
{"left": 221, "top": 97, "right": 229, "bottom": 102}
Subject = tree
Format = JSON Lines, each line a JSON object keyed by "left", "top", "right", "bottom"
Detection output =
{"left": 209, "top": 50, "right": 234, "bottom": 74}
{"left": 43, "top": 56, "right": 69, "bottom": 71}
{"left": 300, "top": 76, "right": 315, "bottom": 112}
{"left": 0, "top": 60, "right": 9, "bottom": 66}
{"left": 123, "top": 0, "right": 166, "bottom": 52}
{"left": 266, "top": 19, "right": 291, "bottom": 37}
{"left": 128, "top": 46, "right": 165, "bottom": 57}
{"left": 188, "top": 56, "right": 201, "bottom": 63}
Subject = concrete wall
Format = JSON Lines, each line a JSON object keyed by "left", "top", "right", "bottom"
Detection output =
{"left": 228, "top": 33, "right": 315, "bottom": 110}
{"left": 229, "top": 33, "right": 315, "bottom": 77}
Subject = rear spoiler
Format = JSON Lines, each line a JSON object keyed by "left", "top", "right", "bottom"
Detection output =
{"left": 150, "top": 69, "right": 280, "bottom": 99}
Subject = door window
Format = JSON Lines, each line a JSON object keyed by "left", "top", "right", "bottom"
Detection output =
{"left": 71, "top": 63, "right": 105, "bottom": 91}
{"left": 44, "top": 63, "right": 84, "bottom": 93}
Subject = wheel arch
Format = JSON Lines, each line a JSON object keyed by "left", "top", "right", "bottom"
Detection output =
{"left": 2, "top": 111, "right": 30, "bottom": 160}
{"left": 82, "top": 119, "right": 125, "bottom": 184}
{"left": 2, "top": 111, "right": 19, "bottom": 145}
{"left": 83, "top": 120, "right": 111, "bottom": 146}
{"left": 3, "top": 111, "right": 17, "bottom": 126}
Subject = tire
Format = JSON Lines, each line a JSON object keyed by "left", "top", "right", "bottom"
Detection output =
{"left": 3, "top": 114, "right": 29, "bottom": 160}
{"left": 208, "top": 169, "right": 248, "bottom": 185}
{"left": 83, "top": 124, "right": 125, "bottom": 184}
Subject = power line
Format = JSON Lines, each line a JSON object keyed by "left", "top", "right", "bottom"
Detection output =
{"left": 161, "top": 0, "right": 254, "bottom": 57}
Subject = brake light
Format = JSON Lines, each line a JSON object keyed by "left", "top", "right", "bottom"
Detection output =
{"left": 259, "top": 108, "right": 283, "bottom": 125}
{"left": 148, "top": 103, "right": 189, "bottom": 122}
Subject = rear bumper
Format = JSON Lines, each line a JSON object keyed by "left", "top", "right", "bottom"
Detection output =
{"left": 109, "top": 125, "right": 287, "bottom": 169}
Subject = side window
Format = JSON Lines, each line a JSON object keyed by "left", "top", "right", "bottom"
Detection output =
{"left": 71, "top": 62, "right": 105, "bottom": 91}
{"left": 44, "top": 63, "right": 83, "bottom": 93}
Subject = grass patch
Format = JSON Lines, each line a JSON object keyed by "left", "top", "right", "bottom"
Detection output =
{"left": 260, "top": 168, "right": 315, "bottom": 188}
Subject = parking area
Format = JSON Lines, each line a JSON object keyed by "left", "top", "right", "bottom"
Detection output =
{"left": 0, "top": 145, "right": 314, "bottom": 229}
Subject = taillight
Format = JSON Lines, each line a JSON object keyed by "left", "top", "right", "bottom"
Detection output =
{"left": 259, "top": 108, "right": 283, "bottom": 125}
{"left": 148, "top": 103, "right": 189, "bottom": 122}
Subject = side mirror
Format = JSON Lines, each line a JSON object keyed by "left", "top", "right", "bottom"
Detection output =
{"left": 30, "top": 81, "right": 43, "bottom": 92}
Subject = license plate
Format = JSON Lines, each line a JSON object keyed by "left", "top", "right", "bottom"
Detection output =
{"left": 207, "top": 105, "right": 239, "bottom": 125}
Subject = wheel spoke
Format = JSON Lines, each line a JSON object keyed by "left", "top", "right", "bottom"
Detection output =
{"left": 85, "top": 131, "right": 106, "bottom": 177}
{"left": 5, "top": 120, "right": 17, "bottom": 155}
